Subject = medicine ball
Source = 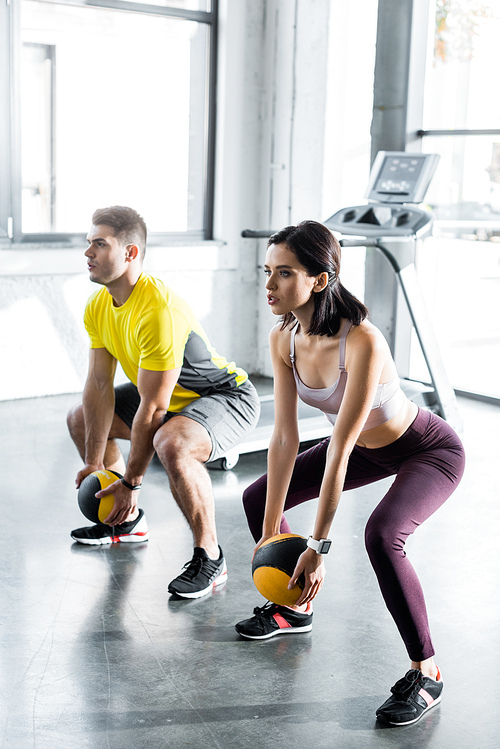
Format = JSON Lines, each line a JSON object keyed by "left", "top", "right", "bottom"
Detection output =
{"left": 77, "top": 469, "right": 122, "bottom": 524}
{"left": 252, "top": 533, "right": 307, "bottom": 606}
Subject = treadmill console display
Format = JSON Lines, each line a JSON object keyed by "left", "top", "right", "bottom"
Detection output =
{"left": 365, "top": 152, "right": 440, "bottom": 205}
{"left": 325, "top": 151, "right": 440, "bottom": 237}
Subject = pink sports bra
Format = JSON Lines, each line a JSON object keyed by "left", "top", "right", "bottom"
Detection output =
{"left": 290, "top": 319, "right": 406, "bottom": 432}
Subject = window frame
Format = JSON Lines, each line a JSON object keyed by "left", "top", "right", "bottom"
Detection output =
{"left": 0, "top": 0, "right": 218, "bottom": 244}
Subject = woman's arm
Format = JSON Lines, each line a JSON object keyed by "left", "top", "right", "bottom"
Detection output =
{"left": 258, "top": 325, "right": 301, "bottom": 545}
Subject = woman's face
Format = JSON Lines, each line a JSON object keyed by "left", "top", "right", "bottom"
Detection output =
{"left": 264, "top": 242, "right": 322, "bottom": 317}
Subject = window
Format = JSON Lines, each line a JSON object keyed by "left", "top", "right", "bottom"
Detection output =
{"left": 0, "top": 0, "right": 217, "bottom": 242}
{"left": 414, "top": 0, "right": 500, "bottom": 399}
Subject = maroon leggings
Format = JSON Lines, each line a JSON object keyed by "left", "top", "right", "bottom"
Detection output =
{"left": 242, "top": 408, "right": 465, "bottom": 661}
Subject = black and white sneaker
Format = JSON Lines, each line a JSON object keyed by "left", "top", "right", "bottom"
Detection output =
{"left": 376, "top": 668, "right": 443, "bottom": 726}
{"left": 168, "top": 546, "right": 227, "bottom": 599}
{"left": 70, "top": 509, "right": 149, "bottom": 545}
{"left": 235, "top": 601, "right": 313, "bottom": 640}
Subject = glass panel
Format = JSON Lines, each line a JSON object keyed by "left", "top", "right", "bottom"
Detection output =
{"left": 322, "top": 0, "right": 377, "bottom": 213}
{"left": 21, "top": 1, "right": 209, "bottom": 234}
{"left": 423, "top": 0, "right": 500, "bottom": 130}
{"left": 21, "top": 43, "right": 54, "bottom": 232}
{"left": 321, "top": 0, "right": 377, "bottom": 329}
{"left": 422, "top": 134, "right": 500, "bottom": 225}
{"left": 413, "top": 234, "right": 500, "bottom": 398}
{"left": 415, "top": 136, "right": 500, "bottom": 397}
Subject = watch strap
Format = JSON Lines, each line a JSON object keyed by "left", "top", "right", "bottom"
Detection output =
{"left": 307, "top": 536, "right": 331, "bottom": 554}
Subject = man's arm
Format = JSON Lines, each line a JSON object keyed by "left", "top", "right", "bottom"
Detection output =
{"left": 125, "top": 366, "right": 180, "bottom": 486}
{"left": 100, "top": 366, "right": 181, "bottom": 525}
{"left": 76, "top": 347, "right": 117, "bottom": 488}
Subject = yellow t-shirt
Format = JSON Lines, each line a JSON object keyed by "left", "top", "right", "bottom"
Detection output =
{"left": 84, "top": 273, "right": 248, "bottom": 412}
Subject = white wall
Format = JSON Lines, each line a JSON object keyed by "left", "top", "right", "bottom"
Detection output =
{"left": 0, "top": 0, "right": 373, "bottom": 400}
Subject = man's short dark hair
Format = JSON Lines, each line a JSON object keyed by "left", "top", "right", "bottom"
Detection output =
{"left": 92, "top": 206, "right": 147, "bottom": 259}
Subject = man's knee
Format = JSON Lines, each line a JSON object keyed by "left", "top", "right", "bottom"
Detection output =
{"left": 67, "top": 403, "right": 84, "bottom": 437}
{"left": 154, "top": 416, "right": 213, "bottom": 469}
{"left": 153, "top": 426, "right": 201, "bottom": 471}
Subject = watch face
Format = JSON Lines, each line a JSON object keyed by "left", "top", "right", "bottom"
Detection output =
{"left": 319, "top": 539, "right": 332, "bottom": 554}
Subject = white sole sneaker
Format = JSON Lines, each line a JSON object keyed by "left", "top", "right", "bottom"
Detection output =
{"left": 70, "top": 512, "right": 149, "bottom": 545}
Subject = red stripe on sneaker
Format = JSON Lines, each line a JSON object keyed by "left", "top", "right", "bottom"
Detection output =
{"left": 272, "top": 612, "right": 292, "bottom": 629}
{"left": 111, "top": 531, "right": 149, "bottom": 542}
{"left": 211, "top": 570, "right": 228, "bottom": 588}
{"left": 418, "top": 688, "right": 434, "bottom": 707}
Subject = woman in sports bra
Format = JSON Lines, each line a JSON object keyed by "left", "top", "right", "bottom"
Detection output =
{"left": 235, "top": 220, "right": 465, "bottom": 727}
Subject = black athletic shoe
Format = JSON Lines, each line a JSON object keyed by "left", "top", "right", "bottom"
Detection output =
{"left": 168, "top": 546, "right": 227, "bottom": 599}
{"left": 235, "top": 601, "right": 313, "bottom": 640}
{"left": 376, "top": 668, "right": 443, "bottom": 726}
{"left": 70, "top": 509, "right": 149, "bottom": 545}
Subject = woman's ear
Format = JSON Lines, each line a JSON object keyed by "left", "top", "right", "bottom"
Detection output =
{"left": 313, "top": 272, "right": 329, "bottom": 292}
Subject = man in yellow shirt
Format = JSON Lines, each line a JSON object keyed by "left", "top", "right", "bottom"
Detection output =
{"left": 67, "top": 206, "right": 260, "bottom": 599}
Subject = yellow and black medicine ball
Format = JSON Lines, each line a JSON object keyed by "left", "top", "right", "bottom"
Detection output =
{"left": 252, "top": 533, "right": 307, "bottom": 606}
{"left": 77, "top": 469, "right": 122, "bottom": 524}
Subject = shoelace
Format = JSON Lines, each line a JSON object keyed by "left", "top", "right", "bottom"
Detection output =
{"left": 181, "top": 556, "right": 204, "bottom": 579}
{"left": 252, "top": 602, "right": 277, "bottom": 620}
{"left": 391, "top": 670, "right": 422, "bottom": 698}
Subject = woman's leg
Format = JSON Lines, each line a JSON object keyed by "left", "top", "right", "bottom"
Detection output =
{"left": 364, "top": 422, "right": 465, "bottom": 663}
{"left": 242, "top": 435, "right": 392, "bottom": 542}
{"left": 242, "top": 438, "right": 331, "bottom": 542}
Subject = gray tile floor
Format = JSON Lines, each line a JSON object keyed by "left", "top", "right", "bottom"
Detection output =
{"left": 0, "top": 392, "right": 499, "bottom": 748}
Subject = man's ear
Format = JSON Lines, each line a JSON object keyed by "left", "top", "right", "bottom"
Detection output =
{"left": 125, "top": 244, "right": 140, "bottom": 261}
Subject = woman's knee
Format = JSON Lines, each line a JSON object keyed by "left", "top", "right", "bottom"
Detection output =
{"left": 242, "top": 482, "right": 259, "bottom": 511}
{"left": 242, "top": 478, "right": 267, "bottom": 518}
{"left": 364, "top": 515, "right": 404, "bottom": 560}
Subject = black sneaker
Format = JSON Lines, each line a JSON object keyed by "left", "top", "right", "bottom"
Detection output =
{"left": 235, "top": 601, "right": 313, "bottom": 640}
{"left": 376, "top": 668, "right": 443, "bottom": 726}
{"left": 168, "top": 546, "right": 227, "bottom": 599}
{"left": 70, "top": 509, "right": 149, "bottom": 545}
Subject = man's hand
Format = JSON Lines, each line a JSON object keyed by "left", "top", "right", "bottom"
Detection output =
{"left": 75, "top": 463, "right": 105, "bottom": 489}
{"left": 96, "top": 480, "right": 140, "bottom": 525}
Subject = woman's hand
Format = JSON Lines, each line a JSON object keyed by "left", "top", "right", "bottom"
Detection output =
{"left": 288, "top": 547, "right": 326, "bottom": 606}
{"left": 252, "top": 533, "right": 276, "bottom": 562}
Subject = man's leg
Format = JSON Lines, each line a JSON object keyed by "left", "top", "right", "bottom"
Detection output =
{"left": 67, "top": 401, "right": 149, "bottom": 544}
{"left": 152, "top": 414, "right": 218, "bottom": 559}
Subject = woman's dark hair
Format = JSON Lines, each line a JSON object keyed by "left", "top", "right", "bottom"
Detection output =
{"left": 268, "top": 220, "right": 368, "bottom": 337}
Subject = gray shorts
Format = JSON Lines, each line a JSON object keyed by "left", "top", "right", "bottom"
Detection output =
{"left": 114, "top": 379, "right": 260, "bottom": 462}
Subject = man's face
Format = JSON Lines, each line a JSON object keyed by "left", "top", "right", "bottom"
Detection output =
{"left": 85, "top": 224, "right": 129, "bottom": 286}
